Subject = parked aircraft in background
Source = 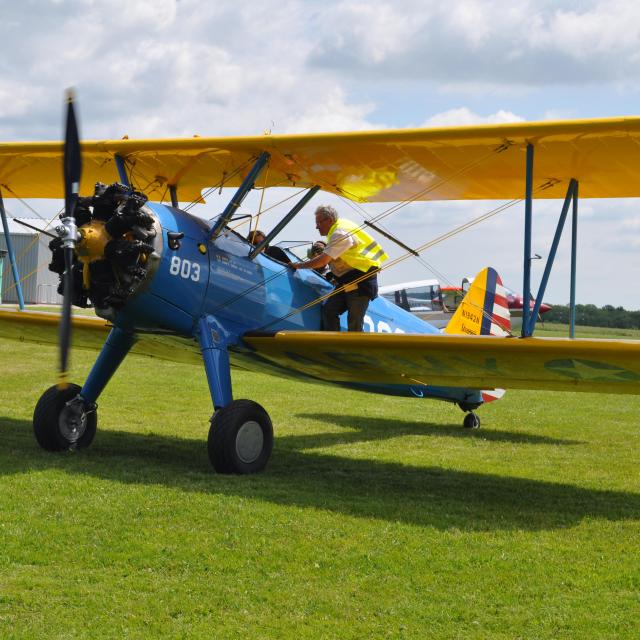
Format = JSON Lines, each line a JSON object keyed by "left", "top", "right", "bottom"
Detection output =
{"left": 381, "top": 278, "right": 551, "bottom": 330}
{"left": 443, "top": 277, "right": 552, "bottom": 330}
{"left": 379, "top": 279, "right": 449, "bottom": 327}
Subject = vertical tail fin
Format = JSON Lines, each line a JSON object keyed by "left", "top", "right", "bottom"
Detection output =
{"left": 444, "top": 267, "right": 510, "bottom": 404}
{"left": 443, "top": 267, "right": 511, "bottom": 336}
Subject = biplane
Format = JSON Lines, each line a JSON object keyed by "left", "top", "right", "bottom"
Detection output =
{"left": 1, "top": 93, "right": 639, "bottom": 474}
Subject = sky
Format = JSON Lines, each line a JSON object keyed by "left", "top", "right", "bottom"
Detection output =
{"left": 1, "top": 0, "right": 639, "bottom": 308}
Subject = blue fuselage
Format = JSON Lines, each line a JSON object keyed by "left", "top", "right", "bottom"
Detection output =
{"left": 111, "top": 203, "right": 482, "bottom": 407}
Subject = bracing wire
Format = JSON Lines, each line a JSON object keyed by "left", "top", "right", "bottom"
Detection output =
{"left": 236, "top": 140, "right": 512, "bottom": 300}
{"left": 184, "top": 156, "right": 257, "bottom": 213}
{"left": 251, "top": 159, "right": 271, "bottom": 238}
{"left": 229, "top": 188, "right": 308, "bottom": 233}
{"left": 1, "top": 188, "right": 64, "bottom": 263}
{"left": 335, "top": 188, "right": 458, "bottom": 291}
{"left": 287, "top": 142, "right": 512, "bottom": 243}
{"left": 208, "top": 188, "right": 320, "bottom": 314}
{"left": 256, "top": 178, "right": 560, "bottom": 331}
{"left": 3, "top": 258, "right": 55, "bottom": 298}
{"left": 2, "top": 185, "right": 53, "bottom": 221}
{"left": 206, "top": 144, "right": 522, "bottom": 322}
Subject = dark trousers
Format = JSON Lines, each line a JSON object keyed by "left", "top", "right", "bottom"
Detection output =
{"left": 322, "top": 289, "right": 370, "bottom": 332}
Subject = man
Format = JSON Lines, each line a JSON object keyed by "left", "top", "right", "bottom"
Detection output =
{"left": 248, "top": 229, "right": 291, "bottom": 264}
{"left": 290, "top": 205, "right": 388, "bottom": 331}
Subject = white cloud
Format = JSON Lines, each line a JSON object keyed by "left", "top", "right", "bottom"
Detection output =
{"left": 597, "top": 209, "right": 640, "bottom": 252}
{"left": 0, "top": 82, "right": 43, "bottom": 120}
{"left": 309, "top": 0, "right": 640, "bottom": 88}
{"left": 283, "top": 87, "right": 378, "bottom": 133}
{"left": 530, "top": 2, "right": 640, "bottom": 60}
{"left": 541, "top": 109, "right": 577, "bottom": 121}
{"left": 422, "top": 107, "right": 525, "bottom": 127}
{"left": 0, "top": 0, "right": 638, "bottom": 307}
{"left": 310, "top": 1, "right": 421, "bottom": 63}
{"left": 448, "top": 0, "right": 492, "bottom": 48}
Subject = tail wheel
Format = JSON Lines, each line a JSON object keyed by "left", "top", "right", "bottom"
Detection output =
{"left": 208, "top": 400, "right": 273, "bottom": 474}
{"left": 463, "top": 411, "right": 481, "bottom": 429}
{"left": 33, "top": 384, "right": 97, "bottom": 452}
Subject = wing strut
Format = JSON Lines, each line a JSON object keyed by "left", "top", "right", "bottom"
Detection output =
{"left": 526, "top": 179, "right": 578, "bottom": 336}
{"left": 209, "top": 152, "right": 270, "bottom": 242}
{"left": 169, "top": 185, "right": 179, "bottom": 208}
{"left": 569, "top": 182, "right": 579, "bottom": 338}
{"left": 249, "top": 185, "right": 320, "bottom": 259}
{"left": 522, "top": 144, "right": 534, "bottom": 336}
{"left": 114, "top": 154, "right": 130, "bottom": 187}
{"left": 0, "top": 188, "right": 26, "bottom": 309}
{"left": 521, "top": 142, "right": 581, "bottom": 338}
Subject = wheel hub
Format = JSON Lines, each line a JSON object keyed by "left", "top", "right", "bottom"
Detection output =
{"left": 235, "top": 421, "right": 264, "bottom": 463}
{"left": 59, "top": 399, "right": 88, "bottom": 444}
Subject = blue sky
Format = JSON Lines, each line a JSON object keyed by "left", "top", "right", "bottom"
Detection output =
{"left": 1, "top": 0, "right": 639, "bottom": 308}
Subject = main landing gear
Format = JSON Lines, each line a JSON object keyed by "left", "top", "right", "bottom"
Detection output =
{"left": 31, "top": 317, "right": 275, "bottom": 475}
{"left": 33, "top": 384, "right": 97, "bottom": 451}
{"left": 31, "top": 384, "right": 274, "bottom": 474}
{"left": 198, "top": 315, "right": 274, "bottom": 474}
{"left": 208, "top": 400, "right": 273, "bottom": 474}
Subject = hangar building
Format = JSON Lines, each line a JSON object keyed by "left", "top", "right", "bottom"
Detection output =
{"left": 0, "top": 218, "right": 62, "bottom": 305}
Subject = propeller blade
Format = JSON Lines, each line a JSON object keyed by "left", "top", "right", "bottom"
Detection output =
{"left": 58, "top": 90, "right": 82, "bottom": 389}
{"left": 63, "top": 89, "right": 82, "bottom": 219}
{"left": 58, "top": 247, "right": 74, "bottom": 387}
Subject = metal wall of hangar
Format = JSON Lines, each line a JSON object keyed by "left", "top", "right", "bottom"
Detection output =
{"left": 0, "top": 219, "right": 62, "bottom": 305}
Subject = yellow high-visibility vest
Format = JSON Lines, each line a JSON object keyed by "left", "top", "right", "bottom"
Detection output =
{"left": 326, "top": 218, "right": 388, "bottom": 273}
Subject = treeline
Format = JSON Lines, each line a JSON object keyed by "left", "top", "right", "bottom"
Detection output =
{"left": 544, "top": 304, "right": 640, "bottom": 328}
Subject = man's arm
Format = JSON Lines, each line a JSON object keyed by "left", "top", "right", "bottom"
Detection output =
{"left": 290, "top": 253, "right": 332, "bottom": 270}
{"left": 291, "top": 228, "right": 355, "bottom": 271}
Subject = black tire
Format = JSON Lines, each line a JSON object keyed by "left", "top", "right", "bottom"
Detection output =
{"left": 33, "top": 384, "right": 97, "bottom": 452}
{"left": 208, "top": 400, "right": 273, "bottom": 474}
{"left": 463, "top": 412, "right": 481, "bottom": 429}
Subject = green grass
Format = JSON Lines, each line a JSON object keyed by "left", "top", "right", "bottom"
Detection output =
{"left": 1, "top": 326, "right": 639, "bottom": 638}
{"left": 1, "top": 304, "right": 97, "bottom": 317}
{"left": 535, "top": 322, "right": 640, "bottom": 339}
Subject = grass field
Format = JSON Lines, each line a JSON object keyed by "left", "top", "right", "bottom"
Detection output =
{"left": 535, "top": 322, "right": 640, "bottom": 339}
{"left": 1, "top": 326, "right": 639, "bottom": 638}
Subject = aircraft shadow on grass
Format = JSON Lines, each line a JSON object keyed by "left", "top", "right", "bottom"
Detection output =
{"left": 292, "top": 413, "right": 584, "bottom": 448}
{"left": 1, "top": 415, "right": 637, "bottom": 533}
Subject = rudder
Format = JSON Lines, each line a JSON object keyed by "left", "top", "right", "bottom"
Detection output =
{"left": 444, "top": 267, "right": 511, "bottom": 336}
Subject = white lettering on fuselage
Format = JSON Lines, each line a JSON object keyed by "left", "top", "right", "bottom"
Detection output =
{"left": 169, "top": 256, "right": 200, "bottom": 282}
{"left": 364, "top": 314, "right": 405, "bottom": 334}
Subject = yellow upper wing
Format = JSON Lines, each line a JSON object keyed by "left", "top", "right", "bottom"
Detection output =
{"left": 3, "top": 116, "right": 640, "bottom": 203}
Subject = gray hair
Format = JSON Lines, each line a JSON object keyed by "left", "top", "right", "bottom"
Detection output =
{"left": 314, "top": 205, "right": 338, "bottom": 223}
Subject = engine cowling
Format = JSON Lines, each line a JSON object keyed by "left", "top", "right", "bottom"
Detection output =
{"left": 49, "top": 182, "right": 162, "bottom": 320}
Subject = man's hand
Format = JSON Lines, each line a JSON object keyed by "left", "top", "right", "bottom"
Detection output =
{"left": 290, "top": 253, "right": 331, "bottom": 270}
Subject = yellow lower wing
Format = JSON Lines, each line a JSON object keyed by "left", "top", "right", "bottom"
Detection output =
{"left": 0, "top": 309, "right": 201, "bottom": 364}
{"left": 3, "top": 310, "right": 639, "bottom": 394}
{"left": 244, "top": 331, "right": 640, "bottom": 395}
